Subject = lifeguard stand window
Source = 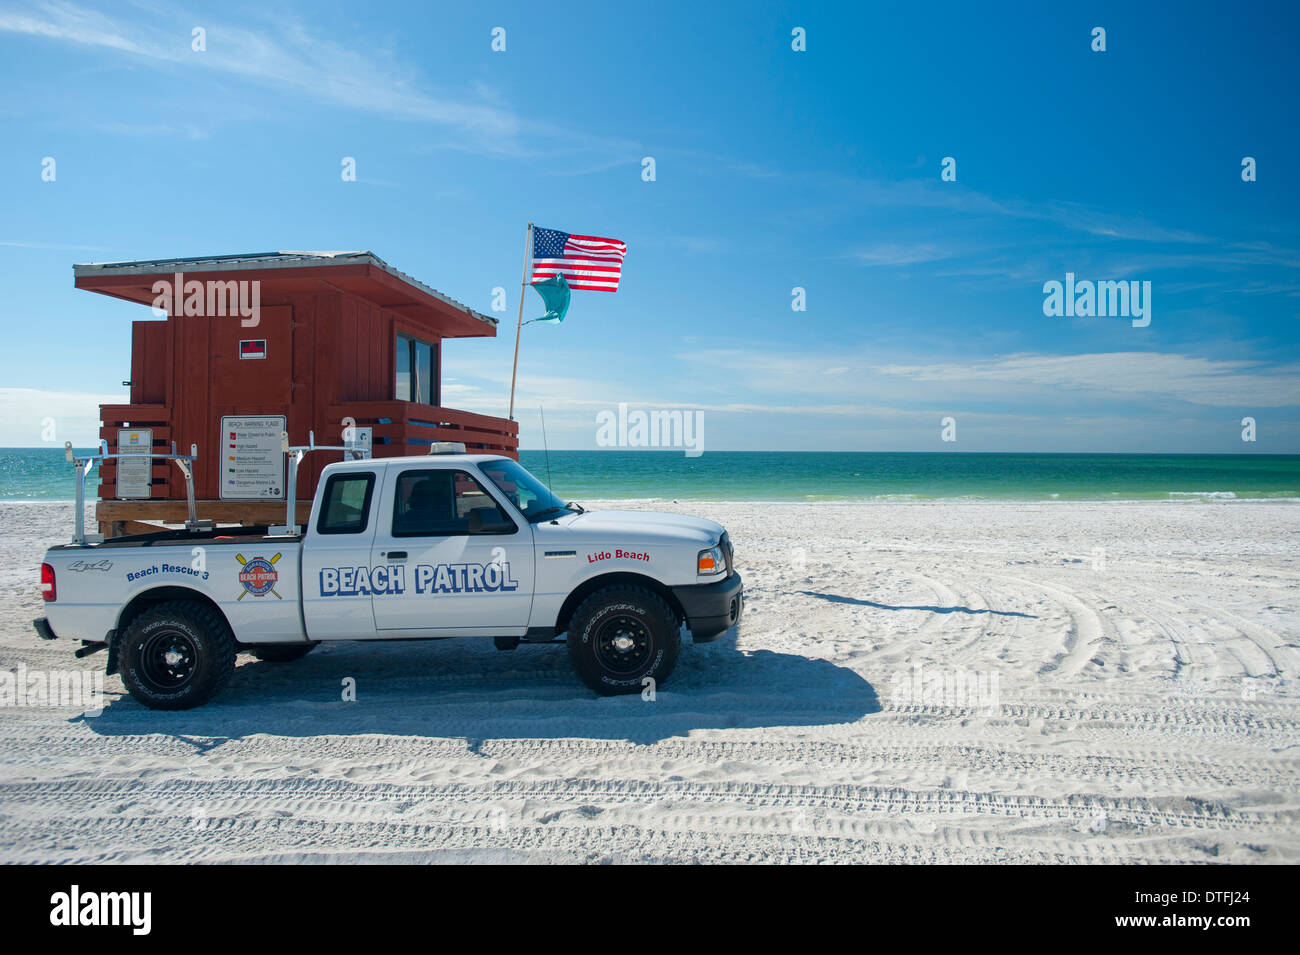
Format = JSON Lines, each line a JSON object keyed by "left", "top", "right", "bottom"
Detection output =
{"left": 395, "top": 333, "right": 439, "bottom": 405}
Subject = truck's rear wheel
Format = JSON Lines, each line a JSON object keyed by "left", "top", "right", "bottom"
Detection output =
{"left": 119, "top": 601, "right": 236, "bottom": 710}
{"left": 249, "top": 643, "right": 317, "bottom": 663}
{"left": 567, "top": 585, "right": 680, "bottom": 695}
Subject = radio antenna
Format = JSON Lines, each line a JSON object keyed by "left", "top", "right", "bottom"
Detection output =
{"left": 539, "top": 404, "right": 554, "bottom": 492}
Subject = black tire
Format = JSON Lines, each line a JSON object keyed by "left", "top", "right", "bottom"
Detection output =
{"left": 567, "top": 585, "right": 680, "bottom": 695}
{"left": 249, "top": 643, "right": 317, "bottom": 663}
{"left": 118, "top": 601, "right": 237, "bottom": 710}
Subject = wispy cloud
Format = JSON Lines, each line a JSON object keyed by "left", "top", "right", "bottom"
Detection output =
{"left": 0, "top": 1, "right": 540, "bottom": 153}
{"left": 662, "top": 148, "right": 786, "bottom": 181}
{"left": 679, "top": 346, "right": 1300, "bottom": 409}
{"left": 876, "top": 352, "right": 1300, "bottom": 408}
{"left": 0, "top": 386, "right": 127, "bottom": 445}
{"left": 851, "top": 242, "right": 954, "bottom": 267}
{"left": 89, "top": 119, "right": 210, "bottom": 140}
{"left": 828, "top": 176, "right": 1213, "bottom": 245}
{"left": 0, "top": 239, "right": 117, "bottom": 251}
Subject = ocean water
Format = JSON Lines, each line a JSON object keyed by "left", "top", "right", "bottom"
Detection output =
{"left": 3, "top": 447, "right": 1299, "bottom": 503}
{"left": 1, "top": 448, "right": 103, "bottom": 501}
{"left": 516, "top": 451, "right": 1300, "bottom": 502}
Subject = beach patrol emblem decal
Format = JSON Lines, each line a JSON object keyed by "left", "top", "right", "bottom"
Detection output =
{"left": 236, "top": 552, "right": 282, "bottom": 600}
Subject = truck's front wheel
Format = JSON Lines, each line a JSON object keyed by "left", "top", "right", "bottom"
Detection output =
{"left": 567, "top": 586, "right": 680, "bottom": 695}
{"left": 119, "top": 601, "right": 236, "bottom": 710}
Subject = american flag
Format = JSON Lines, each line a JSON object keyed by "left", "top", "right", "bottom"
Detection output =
{"left": 530, "top": 226, "right": 626, "bottom": 292}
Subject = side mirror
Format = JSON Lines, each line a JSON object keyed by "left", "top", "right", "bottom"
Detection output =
{"left": 468, "top": 507, "right": 514, "bottom": 534}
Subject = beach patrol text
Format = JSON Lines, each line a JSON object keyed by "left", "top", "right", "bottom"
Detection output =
{"left": 319, "top": 561, "right": 519, "bottom": 596}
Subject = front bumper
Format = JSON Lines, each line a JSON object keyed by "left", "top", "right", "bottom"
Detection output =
{"left": 672, "top": 572, "right": 743, "bottom": 642}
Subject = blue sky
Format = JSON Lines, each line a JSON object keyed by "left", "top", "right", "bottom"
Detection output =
{"left": 1, "top": 0, "right": 1297, "bottom": 452}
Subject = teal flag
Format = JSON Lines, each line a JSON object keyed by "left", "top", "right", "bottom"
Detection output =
{"left": 529, "top": 274, "right": 570, "bottom": 324}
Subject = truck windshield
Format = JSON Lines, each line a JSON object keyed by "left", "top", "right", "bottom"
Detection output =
{"left": 478, "top": 459, "right": 571, "bottom": 523}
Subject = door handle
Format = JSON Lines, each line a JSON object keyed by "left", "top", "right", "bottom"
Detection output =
{"left": 384, "top": 551, "right": 408, "bottom": 560}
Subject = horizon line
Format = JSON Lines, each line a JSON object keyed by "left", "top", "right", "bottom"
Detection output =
{"left": 5, "top": 446, "right": 1298, "bottom": 456}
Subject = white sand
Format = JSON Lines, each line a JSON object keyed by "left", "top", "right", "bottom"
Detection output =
{"left": 1, "top": 498, "right": 1297, "bottom": 863}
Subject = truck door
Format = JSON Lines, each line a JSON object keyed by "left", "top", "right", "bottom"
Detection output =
{"left": 301, "top": 467, "right": 382, "bottom": 639}
{"left": 369, "top": 465, "right": 535, "bottom": 635}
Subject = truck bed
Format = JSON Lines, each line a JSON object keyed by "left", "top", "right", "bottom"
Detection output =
{"left": 48, "top": 526, "right": 301, "bottom": 550}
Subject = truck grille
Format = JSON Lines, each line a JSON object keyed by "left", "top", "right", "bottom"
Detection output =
{"left": 720, "top": 531, "right": 734, "bottom": 576}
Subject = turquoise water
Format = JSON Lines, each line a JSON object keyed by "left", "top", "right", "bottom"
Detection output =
{"left": 517, "top": 451, "right": 1300, "bottom": 502}
{"left": 6, "top": 447, "right": 1297, "bottom": 503}
{"left": 0, "top": 448, "right": 102, "bottom": 501}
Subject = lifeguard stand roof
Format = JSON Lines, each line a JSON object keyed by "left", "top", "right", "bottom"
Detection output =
{"left": 74, "top": 250, "right": 497, "bottom": 338}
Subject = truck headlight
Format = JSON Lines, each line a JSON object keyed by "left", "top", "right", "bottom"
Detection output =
{"left": 697, "top": 544, "right": 725, "bottom": 577}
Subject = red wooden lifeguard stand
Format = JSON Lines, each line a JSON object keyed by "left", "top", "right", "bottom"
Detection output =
{"left": 76, "top": 251, "right": 518, "bottom": 536}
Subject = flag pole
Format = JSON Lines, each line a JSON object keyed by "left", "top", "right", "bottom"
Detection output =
{"left": 508, "top": 221, "right": 533, "bottom": 420}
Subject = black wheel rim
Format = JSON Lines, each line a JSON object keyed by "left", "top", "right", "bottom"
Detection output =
{"left": 139, "top": 628, "right": 198, "bottom": 691}
{"left": 594, "top": 614, "right": 653, "bottom": 675}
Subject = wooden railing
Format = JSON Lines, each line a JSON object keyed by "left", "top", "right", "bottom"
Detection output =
{"left": 95, "top": 400, "right": 519, "bottom": 509}
{"left": 326, "top": 402, "right": 519, "bottom": 458}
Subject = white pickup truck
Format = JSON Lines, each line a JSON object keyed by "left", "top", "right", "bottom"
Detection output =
{"left": 35, "top": 447, "right": 742, "bottom": 709}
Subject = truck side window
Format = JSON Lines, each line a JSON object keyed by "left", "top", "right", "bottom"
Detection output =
{"left": 392, "top": 469, "right": 515, "bottom": 537}
{"left": 316, "top": 472, "right": 376, "bottom": 535}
